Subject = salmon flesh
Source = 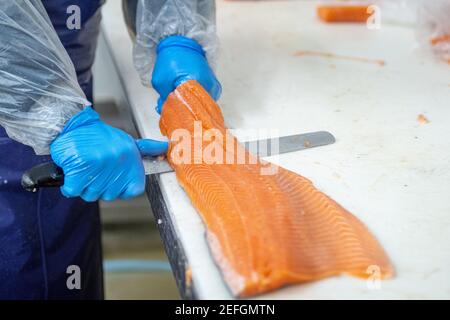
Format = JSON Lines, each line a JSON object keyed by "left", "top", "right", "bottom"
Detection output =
{"left": 159, "top": 80, "right": 394, "bottom": 297}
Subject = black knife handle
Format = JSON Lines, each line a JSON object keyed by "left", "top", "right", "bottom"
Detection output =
{"left": 22, "top": 162, "right": 64, "bottom": 192}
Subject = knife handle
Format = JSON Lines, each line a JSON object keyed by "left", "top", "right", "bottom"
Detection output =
{"left": 22, "top": 162, "right": 64, "bottom": 192}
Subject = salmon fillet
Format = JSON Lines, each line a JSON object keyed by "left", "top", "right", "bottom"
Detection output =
{"left": 160, "top": 80, "right": 394, "bottom": 297}
{"left": 317, "top": 5, "right": 371, "bottom": 23}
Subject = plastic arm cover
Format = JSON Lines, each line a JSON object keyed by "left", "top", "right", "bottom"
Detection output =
{"left": 0, "top": 0, "right": 89, "bottom": 155}
{"left": 133, "top": 0, "right": 218, "bottom": 86}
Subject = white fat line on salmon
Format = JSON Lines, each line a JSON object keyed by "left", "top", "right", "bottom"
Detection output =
{"left": 175, "top": 89, "right": 197, "bottom": 120}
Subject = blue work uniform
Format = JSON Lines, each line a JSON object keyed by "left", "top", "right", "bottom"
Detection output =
{"left": 0, "top": 0, "right": 104, "bottom": 299}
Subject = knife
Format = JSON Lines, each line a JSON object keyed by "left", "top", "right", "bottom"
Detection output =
{"left": 21, "top": 131, "right": 335, "bottom": 192}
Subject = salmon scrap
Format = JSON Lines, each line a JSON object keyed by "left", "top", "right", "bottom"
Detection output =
{"left": 317, "top": 5, "right": 371, "bottom": 23}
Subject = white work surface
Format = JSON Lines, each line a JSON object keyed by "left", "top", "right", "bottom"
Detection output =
{"left": 102, "top": 0, "right": 450, "bottom": 299}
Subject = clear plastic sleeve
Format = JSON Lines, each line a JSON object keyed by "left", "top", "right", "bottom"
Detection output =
{"left": 133, "top": 0, "right": 218, "bottom": 86}
{"left": 0, "top": 0, "right": 90, "bottom": 155}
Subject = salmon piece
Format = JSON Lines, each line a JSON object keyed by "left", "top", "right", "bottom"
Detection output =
{"left": 417, "top": 114, "right": 430, "bottom": 124}
{"left": 430, "top": 34, "right": 450, "bottom": 46}
{"left": 430, "top": 35, "right": 450, "bottom": 64}
{"left": 317, "top": 5, "right": 371, "bottom": 23}
{"left": 160, "top": 80, "right": 394, "bottom": 297}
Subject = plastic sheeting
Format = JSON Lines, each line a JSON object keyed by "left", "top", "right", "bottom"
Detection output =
{"left": 0, "top": 0, "right": 89, "bottom": 155}
{"left": 417, "top": 0, "right": 450, "bottom": 63}
{"left": 133, "top": 0, "right": 218, "bottom": 86}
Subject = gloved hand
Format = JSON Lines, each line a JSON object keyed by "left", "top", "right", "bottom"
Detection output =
{"left": 152, "top": 35, "right": 222, "bottom": 114}
{"left": 50, "top": 107, "right": 168, "bottom": 202}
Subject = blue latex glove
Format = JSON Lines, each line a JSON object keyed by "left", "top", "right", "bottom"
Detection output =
{"left": 152, "top": 35, "right": 221, "bottom": 114}
{"left": 50, "top": 107, "right": 168, "bottom": 202}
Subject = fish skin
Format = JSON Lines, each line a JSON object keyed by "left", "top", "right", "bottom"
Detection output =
{"left": 160, "top": 80, "right": 394, "bottom": 297}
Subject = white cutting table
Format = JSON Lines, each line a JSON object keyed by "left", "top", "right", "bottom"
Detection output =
{"left": 101, "top": 0, "right": 450, "bottom": 299}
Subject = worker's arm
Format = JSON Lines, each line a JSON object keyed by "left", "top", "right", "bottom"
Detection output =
{"left": 0, "top": 0, "right": 87, "bottom": 155}
{"left": 133, "top": 0, "right": 221, "bottom": 112}
{"left": 0, "top": 1, "right": 167, "bottom": 201}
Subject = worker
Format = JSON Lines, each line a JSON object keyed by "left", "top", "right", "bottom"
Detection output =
{"left": 0, "top": 0, "right": 221, "bottom": 299}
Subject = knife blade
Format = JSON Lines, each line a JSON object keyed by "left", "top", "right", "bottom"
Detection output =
{"left": 143, "top": 131, "right": 335, "bottom": 175}
{"left": 21, "top": 131, "right": 335, "bottom": 192}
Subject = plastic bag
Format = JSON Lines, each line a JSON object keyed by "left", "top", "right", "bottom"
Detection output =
{"left": 376, "top": 0, "right": 420, "bottom": 26}
{"left": 0, "top": 0, "right": 89, "bottom": 155}
{"left": 133, "top": 0, "right": 218, "bottom": 86}
{"left": 417, "top": 0, "right": 450, "bottom": 63}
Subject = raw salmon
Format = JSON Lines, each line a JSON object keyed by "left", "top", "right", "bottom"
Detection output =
{"left": 430, "top": 35, "right": 450, "bottom": 64}
{"left": 160, "top": 80, "right": 394, "bottom": 297}
{"left": 317, "top": 5, "right": 371, "bottom": 23}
